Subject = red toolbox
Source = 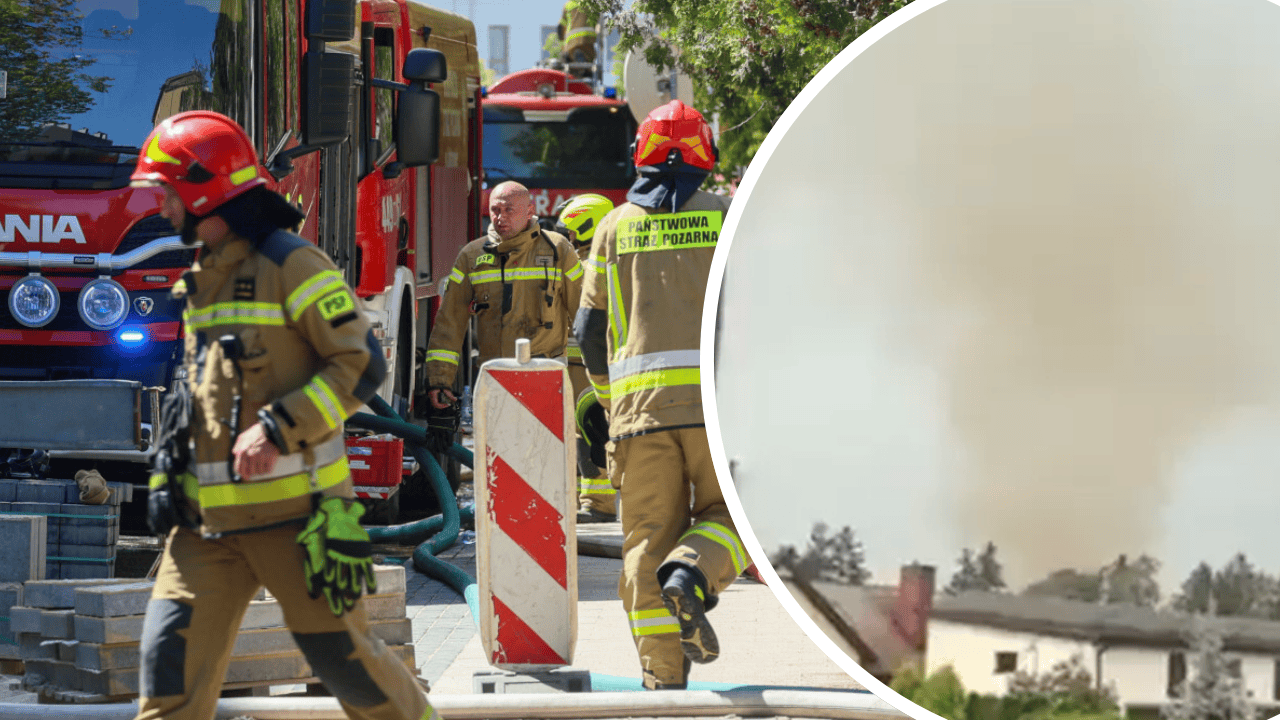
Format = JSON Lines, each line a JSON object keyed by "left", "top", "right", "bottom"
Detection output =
{"left": 346, "top": 435, "right": 404, "bottom": 500}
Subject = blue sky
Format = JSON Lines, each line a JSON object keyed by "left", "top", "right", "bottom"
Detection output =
{"left": 448, "top": 0, "right": 621, "bottom": 85}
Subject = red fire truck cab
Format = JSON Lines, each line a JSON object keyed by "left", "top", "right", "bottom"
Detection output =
{"left": 0, "top": 0, "right": 482, "bottom": 520}
{"left": 480, "top": 67, "right": 636, "bottom": 226}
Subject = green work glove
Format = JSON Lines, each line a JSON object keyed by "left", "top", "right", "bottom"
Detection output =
{"left": 297, "top": 497, "right": 378, "bottom": 617}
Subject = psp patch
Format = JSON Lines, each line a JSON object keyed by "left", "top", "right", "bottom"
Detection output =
{"left": 476, "top": 253, "right": 496, "bottom": 267}
{"left": 233, "top": 278, "right": 255, "bottom": 300}
{"left": 317, "top": 291, "right": 355, "bottom": 321}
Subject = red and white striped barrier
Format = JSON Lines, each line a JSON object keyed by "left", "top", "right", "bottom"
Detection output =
{"left": 474, "top": 341, "right": 578, "bottom": 670}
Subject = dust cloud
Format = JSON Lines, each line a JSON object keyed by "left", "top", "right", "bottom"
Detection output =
{"left": 905, "top": 161, "right": 1280, "bottom": 587}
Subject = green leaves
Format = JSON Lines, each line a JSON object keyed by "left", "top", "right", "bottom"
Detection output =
{"left": 581, "top": 0, "right": 915, "bottom": 183}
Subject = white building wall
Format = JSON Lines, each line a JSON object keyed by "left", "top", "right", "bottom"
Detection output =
{"left": 926, "top": 620, "right": 1097, "bottom": 696}
{"left": 1240, "top": 655, "right": 1277, "bottom": 706}
{"left": 1102, "top": 646, "right": 1279, "bottom": 710}
{"left": 1100, "top": 646, "right": 1173, "bottom": 709}
{"left": 931, "top": 623, "right": 1280, "bottom": 712}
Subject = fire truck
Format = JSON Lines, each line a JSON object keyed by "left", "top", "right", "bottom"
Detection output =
{"left": 479, "top": 67, "right": 637, "bottom": 223}
{"left": 0, "top": 0, "right": 482, "bottom": 520}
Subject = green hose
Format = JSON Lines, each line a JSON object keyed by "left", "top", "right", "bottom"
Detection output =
{"left": 347, "top": 397, "right": 471, "bottom": 589}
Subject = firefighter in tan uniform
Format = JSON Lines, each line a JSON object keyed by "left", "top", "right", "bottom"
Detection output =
{"left": 554, "top": 194, "right": 619, "bottom": 522}
{"left": 424, "top": 182, "right": 583, "bottom": 416}
{"left": 556, "top": 0, "right": 598, "bottom": 75}
{"left": 131, "top": 111, "right": 436, "bottom": 720}
{"left": 573, "top": 101, "right": 746, "bottom": 690}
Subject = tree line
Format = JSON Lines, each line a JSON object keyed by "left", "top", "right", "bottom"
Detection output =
{"left": 770, "top": 521, "right": 1280, "bottom": 622}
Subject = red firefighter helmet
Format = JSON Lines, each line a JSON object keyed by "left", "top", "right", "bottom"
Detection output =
{"left": 131, "top": 111, "right": 269, "bottom": 216}
{"left": 632, "top": 99, "right": 717, "bottom": 171}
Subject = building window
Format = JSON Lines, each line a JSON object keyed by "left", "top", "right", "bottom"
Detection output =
{"left": 1226, "top": 658, "right": 1242, "bottom": 679}
{"left": 995, "top": 651, "right": 1018, "bottom": 674}
{"left": 1168, "top": 651, "right": 1187, "bottom": 698}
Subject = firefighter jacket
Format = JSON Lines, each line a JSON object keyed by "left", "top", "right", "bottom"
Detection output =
{"left": 167, "top": 229, "right": 385, "bottom": 537}
{"left": 565, "top": 241, "right": 593, "bottom": 369}
{"left": 576, "top": 190, "right": 729, "bottom": 439}
{"left": 559, "top": 0, "right": 597, "bottom": 63}
{"left": 425, "top": 222, "right": 583, "bottom": 389}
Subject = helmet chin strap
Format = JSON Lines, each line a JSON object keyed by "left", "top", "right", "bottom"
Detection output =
{"left": 179, "top": 212, "right": 205, "bottom": 247}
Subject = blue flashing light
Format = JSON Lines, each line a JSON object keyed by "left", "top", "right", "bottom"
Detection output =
{"left": 603, "top": 87, "right": 617, "bottom": 99}
{"left": 117, "top": 328, "right": 147, "bottom": 348}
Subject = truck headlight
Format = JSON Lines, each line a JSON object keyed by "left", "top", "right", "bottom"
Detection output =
{"left": 78, "top": 278, "right": 129, "bottom": 331}
{"left": 8, "top": 275, "right": 59, "bottom": 328}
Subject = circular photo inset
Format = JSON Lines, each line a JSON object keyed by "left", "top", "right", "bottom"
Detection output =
{"left": 708, "top": 0, "right": 1280, "bottom": 718}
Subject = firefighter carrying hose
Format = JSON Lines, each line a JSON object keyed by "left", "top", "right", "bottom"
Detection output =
{"left": 423, "top": 182, "right": 583, "bottom": 447}
{"left": 573, "top": 100, "right": 745, "bottom": 689}
{"left": 130, "top": 111, "right": 436, "bottom": 720}
{"left": 554, "top": 194, "right": 619, "bottom": 523}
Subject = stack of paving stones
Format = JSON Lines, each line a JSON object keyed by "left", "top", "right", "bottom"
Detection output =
{"left": 8, "top": 566, "right": 415, "bottom": 702}
{"left": 0, "top": 479, "right": 133, "bottom": 581}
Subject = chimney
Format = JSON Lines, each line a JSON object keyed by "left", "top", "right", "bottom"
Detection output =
{"left": 890, "top": 563, "right": 935, "bottom": 652}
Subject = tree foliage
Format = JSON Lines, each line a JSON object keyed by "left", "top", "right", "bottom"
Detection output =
{"left": 577, "top": 0, "right": 915, "bottom": 179}
{"left": 947, "top": 542, "right": 1007, "bottom": 595}
{"left": 1005, "top": 654, "right": 1120, "bottom": 715}
{"left": 771, "top": 521, "right": 871, "bottom": 585}
{"left": 1023, "top": 554, "right": 1160, "bottom": 608}
{"left": 1161, "top": 619, "right": 1256, "bottom": 720}
{"left": 892, "top": 665, "right": 970, "bottom": 720}
{"left": 1172, "top": 554, "right": 1280, "bottom": 620}
{"left": 892, "top": 659, "right": 1124, "bottom": 720}
{"left": 0, "top": 0, "right": 114, "bottom": 139}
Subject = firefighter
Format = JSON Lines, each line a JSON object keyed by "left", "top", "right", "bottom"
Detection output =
{"left": 573, "top": 100, "right": 746, "bottom": 690}
{"left": 424, "top": 182, "right": 583, "bottom": 424}
{"left": 556, "top": 0, "right": 598, "bottom": 75}
{"left": 130, "top": 111, "right": 436, "bottom": 720}
{"left": 554, "top": 194, "right": 618, "bottom": 523}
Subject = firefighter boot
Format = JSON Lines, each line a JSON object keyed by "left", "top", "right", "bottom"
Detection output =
{"left": 659, "top": 564, "right": 718, "bottom": 665}
{"left": 644, "top": 657, "right": 692, "bottom": 690}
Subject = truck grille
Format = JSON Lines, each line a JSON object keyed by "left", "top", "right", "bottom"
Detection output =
{"left": 0, "top": 344, "right": 175, "bottom": 384}
{"left": 115, "top": 215, "right": 197, "bottom": 270}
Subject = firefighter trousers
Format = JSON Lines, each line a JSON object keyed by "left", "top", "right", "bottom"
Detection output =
{"left": 614, "top": 427, "right": 746, "bottom": 688}
{"left": 569, "top": 360, "right": 617, "bottom": 516}
{"left": 134, "top": 525, "right": 434, "bottom": 720}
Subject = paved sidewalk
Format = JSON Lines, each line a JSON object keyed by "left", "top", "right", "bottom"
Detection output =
{"left": 416, "top": 521, "right": 865, "bottom": 694}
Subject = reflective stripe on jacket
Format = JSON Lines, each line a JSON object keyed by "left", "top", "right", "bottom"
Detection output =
{"left": 177, "top": 230, "right": 384, "bottom": 536}
{"left": 425, "top": 223, "right": 582, "bottom": 388}
{"left": 577, "top": 191, "right": 729, "bottom": 438}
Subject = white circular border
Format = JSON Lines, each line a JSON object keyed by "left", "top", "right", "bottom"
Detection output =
{"left": 700, "top": 1, "right": 953, "bottom": 718}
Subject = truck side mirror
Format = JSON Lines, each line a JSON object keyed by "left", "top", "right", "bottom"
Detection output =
{"left": 304, "top": 52, "right": 356, "bottom": 148}
{"left": 403, "top": 48, "right": 447, "bottom": 84}
{"left": 396, "top": 87, "right": 440, "bottom": 167}
{"left": 305, "top": 0, "right": 356, "bottom": 41}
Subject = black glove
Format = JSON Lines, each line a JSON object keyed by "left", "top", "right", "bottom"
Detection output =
{"left": 575, "top": 389, "right": 609, "bottom": 469}
{"left": 424, "top": 391, "right": 460, "bottom": 454}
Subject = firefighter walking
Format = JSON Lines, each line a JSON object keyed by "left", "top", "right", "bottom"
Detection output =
{"left": 555, "top": 194, "right": 619, "bottom": 523}
{"left": 574, "top": 100, "right": 747, "bottom": 690}
{"left": 423, "top": 181, "right": 583, "bottom": 436}
{"left": 131, "top": 111, "right": 435, "bottom": 720}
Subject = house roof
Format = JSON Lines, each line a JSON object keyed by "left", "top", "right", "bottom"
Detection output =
{"left": 929, "top": 591, "right": 1280, "bottom": 654}
{"left": 802, "top": 579, "right": 922, "bottom": 676}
